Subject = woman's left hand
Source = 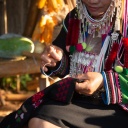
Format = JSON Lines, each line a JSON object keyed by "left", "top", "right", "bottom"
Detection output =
{"left": 75, "top": 72, "right": 103, "bottom": 96}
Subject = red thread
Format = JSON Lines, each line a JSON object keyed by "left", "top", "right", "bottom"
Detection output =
{"left": 105, "top": 43, "right": 119, "bottom": 71}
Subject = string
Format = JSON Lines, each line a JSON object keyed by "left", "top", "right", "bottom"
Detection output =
{"left": 32, "top": 55, "right": 38, "bottom": 65}
{"left": 41, "top": 63, "right": 55, "bottom": 81}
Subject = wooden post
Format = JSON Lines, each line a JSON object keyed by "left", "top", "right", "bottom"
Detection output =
{"left": 0, "top": 0, "right": 5, "bottom": 34}
{"left": 23, "top": 0, "right": 40, "bottom": 37}
{"left": 6, "top": 0, "right": 24, "bottom": 34}
{"left": 39, "top": 75, "right": 50, "bottom": 91}
{"left": 16, "top": 75, "right": 20, "bottom": 92}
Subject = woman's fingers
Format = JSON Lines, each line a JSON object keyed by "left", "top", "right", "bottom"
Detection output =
{"left": 75, "top": 72, "right": 104, "bottom": 95}
{"left": 41, "top": 65, "right": 48, "bottom": 72}
{"left": 41, "top": 54, "right": 57, "bottom": 64}
{"left": 75, "top": 80, "right": 89, "bottom": 92}
{"left": 75, "top": 79, "right": 96, "bottom": 96}
{"left": 75, "top": 73, "right": 88, "bottom": 81}
{"left": 49, "top": 45, "right": 63, "bottom": 61}
{"left": 41, "top": 45, "right": 63, "bottom": 63}
{"left": 40, "top": 45, "right": 63, "bottom": 73}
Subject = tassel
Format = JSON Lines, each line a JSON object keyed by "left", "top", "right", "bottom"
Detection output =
{"left": 66, "top": 19, "right": 74, "bottom": 46}
{"left": 71, "top": 19, "right": 80, "bottom": 46}
{"left": 105, "top": 43, "right": 119, "bottom": 71}
{"left": 66, "top": 18, "right": 80, "bottom": 46}
{"left": 122, "top": 38, "right": 128, "bottom": 68}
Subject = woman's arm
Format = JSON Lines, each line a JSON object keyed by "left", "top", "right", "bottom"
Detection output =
{"left": 42, "top": 8, "right": 77, "bottom": 78}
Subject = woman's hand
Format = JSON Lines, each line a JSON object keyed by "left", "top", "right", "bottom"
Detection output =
{"left": 41, "top": 45, "right": 63, "bottom": 72}
{"left": 75, "top": 72, "right": 103, "bottom": 96}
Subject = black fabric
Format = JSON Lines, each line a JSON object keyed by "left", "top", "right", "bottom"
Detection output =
{"left": 32, "top": 94, "right": 128, "bottom": 128}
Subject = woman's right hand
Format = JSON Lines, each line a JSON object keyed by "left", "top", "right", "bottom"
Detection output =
{"left": 41, "top": 45, "right": 63, "bottom": 72}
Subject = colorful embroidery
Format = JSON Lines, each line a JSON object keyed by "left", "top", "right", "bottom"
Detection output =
{"left": 15, "top": 110, "right": 25, "bottom": 122}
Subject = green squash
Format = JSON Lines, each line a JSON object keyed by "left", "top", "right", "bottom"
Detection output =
{"left": 0, "top": 37, "right": 35, "bottom": 58}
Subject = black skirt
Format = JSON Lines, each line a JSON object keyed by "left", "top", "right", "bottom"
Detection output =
{"left": 32, "top": 92, "right": 128, "bottom": 128}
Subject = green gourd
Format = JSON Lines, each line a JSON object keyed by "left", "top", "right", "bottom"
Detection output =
{"left": 0, "top": 37, "right": 35, "bottom": 58}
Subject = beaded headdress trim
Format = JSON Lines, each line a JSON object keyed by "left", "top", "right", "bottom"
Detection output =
{"left": 76, "top": 0, "right": 122, "bottom": 36}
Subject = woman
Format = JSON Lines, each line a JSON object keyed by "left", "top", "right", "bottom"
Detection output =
{"left": 1, "top": 0, "right": 128, "bottom": 128}
{"left": 28, "top": 0, "right": 128, "bottom": 127}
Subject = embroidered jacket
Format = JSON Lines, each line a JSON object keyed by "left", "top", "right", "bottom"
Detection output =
{"left": 45, "top": 8, "right": 128, "bottom": 112}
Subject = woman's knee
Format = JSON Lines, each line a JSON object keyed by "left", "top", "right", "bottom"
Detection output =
{"left": 28, "top": 117, "right": 61, "bottom": 128}
{"left": 28, "top": 118, "right": 41, "bottom": 128}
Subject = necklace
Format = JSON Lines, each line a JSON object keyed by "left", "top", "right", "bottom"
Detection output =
{"left": 79, "top": 0, "right": 115, "bottom": 37}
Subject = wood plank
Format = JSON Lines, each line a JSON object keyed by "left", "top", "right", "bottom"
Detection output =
{"left": 22, "top": 51, "right": 41, "bottom": 59}
{"left": 0, "top": 58, "right": 41, "bottom": 78}
{"left": 5, "top": 92, "right": 35, "bottom": 101}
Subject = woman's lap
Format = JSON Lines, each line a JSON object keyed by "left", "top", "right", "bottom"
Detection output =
{"left": 31, "top": 94, "right": 128, "bottom": 128}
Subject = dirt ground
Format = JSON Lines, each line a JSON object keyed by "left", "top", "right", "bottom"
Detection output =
{"left": 0, "top": 100, "right": 23, "bottom": 122}
{"left": 0, "top": 89, "right": 34, "bottom": 123}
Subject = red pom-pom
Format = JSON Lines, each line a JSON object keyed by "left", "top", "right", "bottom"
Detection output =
{"left": 76, "top": 44, "right": 83, "bottom": 52}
